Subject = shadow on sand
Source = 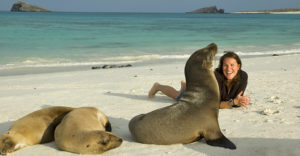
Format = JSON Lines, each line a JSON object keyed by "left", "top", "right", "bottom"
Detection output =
{"left": 0, "top": 121, "right": 13, "bottom": 134}
{"left": 2, "top": 120, "right": 300, "bottom": 156}
{"left": 104, "top": 92, "right": 174, "bottom": 104}
{"left": 185, "top": 137, "right": 300, "bottom": 156}
{"left": 108, "top": 116, "right": 135, "bottom": 142}
{"left": 294, "top": 106, "right": 300, "bottom": 109}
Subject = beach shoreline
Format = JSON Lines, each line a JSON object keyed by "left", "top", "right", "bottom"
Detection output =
{"left": 0, "top": 54, "right": 300, "bottom": 155}
{"left": 1, "top": 12, "right": 300, "bottom": 77}
{"left": 1, "top": 53, "right": 300, "bottom": 77}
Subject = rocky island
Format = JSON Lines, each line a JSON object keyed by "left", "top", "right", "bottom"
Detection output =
{"left": 11, "top": 1, "right": 51, "bottom": 12}
{"left": 186, "top": 6, "right": 224, "bottom": 14}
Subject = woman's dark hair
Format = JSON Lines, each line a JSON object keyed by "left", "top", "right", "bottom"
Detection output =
{"left": 215, "top": 51, "right": 242, "bottom": 84}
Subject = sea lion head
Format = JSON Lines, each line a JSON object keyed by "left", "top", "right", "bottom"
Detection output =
{"left": 184, "top": 43, "right": 217, "bottom": 84}
{"left": 186, "top": 43, "right": 217, "bottom": 71}
{"left": 83, "top": 131, "right": 123, "bottom": 154}
{"left": 97, "top": 132, "right": 123, "bottom": 152}
{"left": 0, "top": 132, "right": 18, "bottom": 155}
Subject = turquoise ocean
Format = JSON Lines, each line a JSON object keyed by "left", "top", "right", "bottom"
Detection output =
{"left": 0, "top": 12, "right": 300, "bottom": 75}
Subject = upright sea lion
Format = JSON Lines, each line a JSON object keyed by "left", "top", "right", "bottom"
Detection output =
{"left": 0, "top": 106, "right": 74, "bottom": 154}
{"left": 129, "top": 43, "right": 236, "bottom": 149}
{"left": 54, "top": 107, "right": 122, "bottom": 154}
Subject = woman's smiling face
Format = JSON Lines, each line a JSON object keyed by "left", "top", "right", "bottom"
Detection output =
{"left": 222, "top": 57, "right": 240, "bottom": 80}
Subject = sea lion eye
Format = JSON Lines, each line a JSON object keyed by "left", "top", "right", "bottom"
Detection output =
{"left": 2, "top": 137, "right": 9, "bottom": 143}
{"left": 98, "top": 139, "right": 109, "bottom": 146}
{"left": 101, "top": 141, "right": 107, "bottom": 145}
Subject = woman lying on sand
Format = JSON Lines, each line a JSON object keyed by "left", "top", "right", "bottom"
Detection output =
{"left": 148, "top": 52, "right": 251, "bottom": 109}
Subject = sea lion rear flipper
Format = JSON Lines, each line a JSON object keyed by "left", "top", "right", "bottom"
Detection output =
{"left": 206, "top": 135, "right": 236, "bottom": 150}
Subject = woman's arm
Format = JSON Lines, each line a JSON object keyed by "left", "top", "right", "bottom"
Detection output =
{"left": 219, "top": 101, "right": 232, "bottom": 109}
{"left": 229, "top": 71, "right": 250, "bottom": 108}
{"left": 220, "top": 92, "right": 250, "bottom": 109}
{"left": 234, "top": 92, "right": 250, "bottom": 107}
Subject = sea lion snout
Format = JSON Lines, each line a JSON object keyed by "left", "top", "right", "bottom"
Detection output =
{"left": 0, "top": 135, "right": 16, "bottom": 155}
{"left": 186, "top": 43, "right": 217, "bottom": 70}
{"left": 105, "top": 133, "right": 123, "bottom": 149}
{"left": 202, "top": 43, "right": 217, "bottom": 67}
{"left": 207, "top": 43, "right": 217, "bottom": 52}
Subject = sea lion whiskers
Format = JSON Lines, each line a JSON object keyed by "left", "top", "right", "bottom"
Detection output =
{"left": 13, "top": 143, "right": 26, "bottom": 151}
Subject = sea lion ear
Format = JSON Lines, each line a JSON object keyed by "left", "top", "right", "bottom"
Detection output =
{"left": 206, "top": 135, "right": 236, "bottom": 150}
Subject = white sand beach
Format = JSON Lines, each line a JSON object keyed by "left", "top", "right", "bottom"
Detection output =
{"left": 0, "top": 54, "right": 300, "bottom": 156}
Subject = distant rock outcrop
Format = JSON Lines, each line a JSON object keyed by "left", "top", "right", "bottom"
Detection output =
{"left": 11, "top": 1, "right": 51, "bottom": 12}
{"left": 187, "top": 6, "right": 224, "bottom": 14}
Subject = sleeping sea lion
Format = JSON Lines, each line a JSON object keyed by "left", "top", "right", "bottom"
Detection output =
{"left": 54, "top": 107, "right": 122, "bottom": 154}
{"left": 0, "top": 106, "right": 74, "bottom": 154}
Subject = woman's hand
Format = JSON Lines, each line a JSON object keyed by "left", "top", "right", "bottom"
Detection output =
{"left": 234, "top": 91, "right": 250, "bottom": 107}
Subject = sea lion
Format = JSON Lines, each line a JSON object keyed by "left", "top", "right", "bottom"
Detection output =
{"left": 54, "top": 107, "right": 122, "bottom": 154}
{"left": 129, "top": 43, "right": 236, "bottom": 149}
{"left": 0, "top": 106, "right": 74, "bottom": 155}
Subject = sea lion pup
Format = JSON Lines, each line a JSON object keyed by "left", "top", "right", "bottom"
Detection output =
{"left": 129, "top": 43, "right": 236, "bottom": 149}
{"left": 54, "top": 107, "right": 122, "bottom": 154}
{"left": 0, "top": 106, "right": 74, "bottom": 155}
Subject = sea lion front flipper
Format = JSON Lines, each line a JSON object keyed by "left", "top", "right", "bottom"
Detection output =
{"left": 105, "top": 121, "right": 112, "bottom": 132}
{"left": 206, "top": 135, "right": 236, "bottom": 150}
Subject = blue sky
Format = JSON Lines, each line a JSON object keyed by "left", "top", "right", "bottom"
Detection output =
{"left": 1, "top": 0, "right": 300, "bottom": 12}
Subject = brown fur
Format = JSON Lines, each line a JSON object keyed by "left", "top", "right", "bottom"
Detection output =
{"left": 0, "top": 106, "right": 74, "bottom": 154}
{"left": 54, "top": 107, "right": 122, "bottom": 154}
{"left": 129, "top": 43, "right": 236, "bottom": 149}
